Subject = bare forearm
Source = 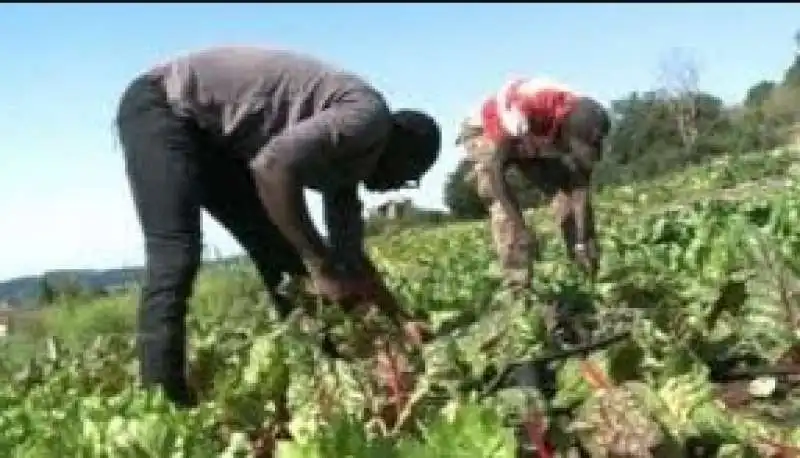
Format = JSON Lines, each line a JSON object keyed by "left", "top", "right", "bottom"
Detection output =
{"left": 569, "top": 183, "right": 599, "bottom": 275}
{"left": 251, "top": 157, "right": 329, "bottom": 271}
{"left": 362, "top": 260, "right": 412, "bottom": 321}
{"left": 563, "top": 137, "right": 600, "bottom": 246}
{"left": 324, "top": 189, "right": 366, "bottom": 274}
{"left": 483, "top": 146, "right": 526, "bottom": 230}
{"left": 570, "top": 185, "right": 595, "bottom": 246}
{"left": 474, "top": 155, "right": 531, "bottom": 287}
{"left": 550, "top": 190, "right": 576, "bottom": 252}
{"left": 326, "top": 194, "right": 409, "bottom": 319}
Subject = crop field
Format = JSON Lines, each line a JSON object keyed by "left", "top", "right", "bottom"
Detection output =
{"left": 2, "top": 147, "right": 800, "bottom": 457}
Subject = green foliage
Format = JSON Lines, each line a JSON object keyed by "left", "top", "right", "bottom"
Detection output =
{"left": 4, "top": 35, "right": 800, "bottom": 457}
{"left": 3, "top": 146, "right": 800, "bottom": 456}
{"left": 443, "top": 159, "right": 547, "bottom": 220}
{"left": 593, "top": 88, "right": 783, "bottom": 189}
{"left": 36, "top": 276, "right": 55, "bottom": 305}
{"left": 365, "top": 204, "right": 452, "bottom": 237}
{"left": 443, "top": 159, "right": 487, "bottom": 220}
{"left": 783, "top": 55, "right": 800, "bottom": 89}
{"left": 744, "top": 81, "right": 777, "bottom": 109}
{"left": 36, "top": 273, "right": 107, "bottom": 306}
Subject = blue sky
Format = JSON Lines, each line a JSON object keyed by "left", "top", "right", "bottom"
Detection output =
{"left": 0, "top": 4, "right": 797, "bottom": 281}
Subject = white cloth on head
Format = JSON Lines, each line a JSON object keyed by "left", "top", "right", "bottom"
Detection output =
{"left": 495, "top": 77, "right": 578, "bottom": 137}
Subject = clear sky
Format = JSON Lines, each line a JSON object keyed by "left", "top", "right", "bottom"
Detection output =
{"left": 0, "top": 4, "right": 797, "bottom": 281}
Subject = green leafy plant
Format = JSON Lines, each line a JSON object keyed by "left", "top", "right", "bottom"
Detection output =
{"left": 2, "top": 147, "right": 800, "bottom": 457}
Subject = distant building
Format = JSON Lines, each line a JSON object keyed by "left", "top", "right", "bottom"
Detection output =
{"left": 789, "top": 123, "right": 800, "bottom": 145}
{"left": 0, "top": 303, "right": 40, "bottom": 338}
{"left": 368, "top": 198, "right": 414, "bottom": 221}
{"left": 0, "top": 303, "right": 11, "bottom": 337}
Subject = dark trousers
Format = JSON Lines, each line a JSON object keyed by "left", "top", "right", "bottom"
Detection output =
{"left": 115, "top": 75, "right": 306, "bottom": 405}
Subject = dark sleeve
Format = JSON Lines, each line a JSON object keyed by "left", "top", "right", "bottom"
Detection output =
{"left": 259, "top": 101, "right": 391, "bottom": 189}
{"left": 249, "top": 97, "right": 391, "bottom": 271}
{"left": 323, "top": 185, "right": 367, "bottom": 274}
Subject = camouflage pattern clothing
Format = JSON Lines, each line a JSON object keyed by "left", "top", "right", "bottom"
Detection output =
{"left": 458, "top": 131, "right": 533, "bottom": 288}
{"left": 455, "top": 78, "right": 611, "bottom": 290}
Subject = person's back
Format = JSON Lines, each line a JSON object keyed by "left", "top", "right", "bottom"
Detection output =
{"left": 146, "top": 46, "right": 384, "bottom": 156}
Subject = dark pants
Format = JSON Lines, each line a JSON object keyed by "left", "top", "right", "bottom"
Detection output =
{"left": 115, "top": 75, "right": 306, "bottom": 405}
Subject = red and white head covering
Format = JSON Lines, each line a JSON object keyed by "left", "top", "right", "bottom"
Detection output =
{"left": 456, "top": 76, "right": 580, "bottom": 147}
{"left": 481, "top": 77, "right": 580, "bottom": 142}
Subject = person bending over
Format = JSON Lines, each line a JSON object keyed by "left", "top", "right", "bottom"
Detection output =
{"left": 115, "top": 46, "right": 441, "bottom": 406}
{"left": 455, "top": 77, "right": 610, "bottom": 291}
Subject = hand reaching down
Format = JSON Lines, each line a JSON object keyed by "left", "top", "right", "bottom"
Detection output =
{"left": 573, "top": 240, "right": 599, "bottom": 278}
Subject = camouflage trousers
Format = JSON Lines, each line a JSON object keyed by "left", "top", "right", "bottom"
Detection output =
{"left": 489, "top": 201, "right": 534, "bottom": 291}
{"left": 467, "top": 149, "right": 535, "bottom": 292}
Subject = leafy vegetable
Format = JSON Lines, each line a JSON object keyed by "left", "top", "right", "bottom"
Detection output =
{"left": 2, "top": 146, "right": 800, "bottom": 457}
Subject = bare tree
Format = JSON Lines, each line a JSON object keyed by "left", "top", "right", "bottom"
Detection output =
{"left": 657, "top": 48, "right": 703, "bottom": 155}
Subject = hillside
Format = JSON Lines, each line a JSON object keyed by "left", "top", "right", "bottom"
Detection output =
{"left": 2, "top": 146, "right": 800, "bottom": 457}
{"left": 0, "top": 258, "right": 248, "bottom": 305}
{"left": 0, "top": 267, "right": 143, "bottom": 305}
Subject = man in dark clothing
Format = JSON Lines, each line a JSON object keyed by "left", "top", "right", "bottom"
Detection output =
{"left": 115, "top": 47, "right": 441, "bottom": 406}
